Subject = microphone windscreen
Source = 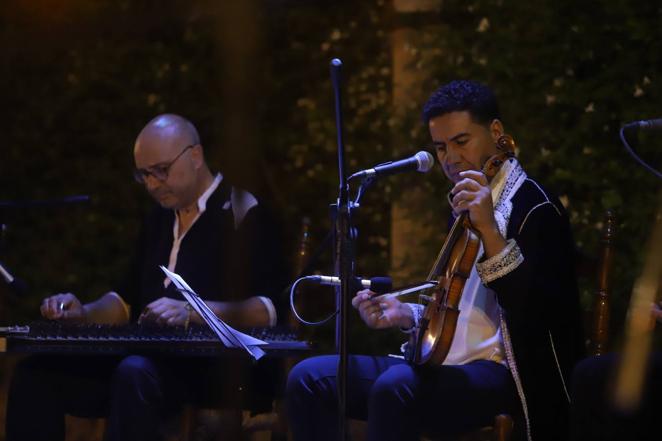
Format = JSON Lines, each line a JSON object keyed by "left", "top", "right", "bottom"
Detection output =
{"left": 414, "top": 151, "right": 435, "bottom": 173}
{"left": 623, "top": 118, "right": 662, "bottom": 131}
{"left": 640, "top": 118, "right": 662, "bottom": 130}
{"left": 370, "top": 277, "right": 392, "bottom": 294}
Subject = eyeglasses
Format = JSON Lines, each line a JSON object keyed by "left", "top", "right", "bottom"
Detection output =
{"left": 133, "top": 144, "right": 194, "bottom": 184}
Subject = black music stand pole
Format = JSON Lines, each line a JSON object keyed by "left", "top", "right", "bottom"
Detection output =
{"left": 330, "top": 58, "right": 354, "bottom": 441}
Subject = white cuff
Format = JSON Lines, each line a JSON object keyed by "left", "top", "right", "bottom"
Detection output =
{"left": 257, "top": 296, "right": 278, "bottom": 327}
{"left": 476, "top": 238, "right": 524, "bottom": 284}
{"left": 400, "top": 303, "right": 423, "bottom": 334}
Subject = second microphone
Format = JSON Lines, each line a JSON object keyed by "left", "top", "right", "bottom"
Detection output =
{"left": 309, "top": 275, "right": 392, "bottom": 295}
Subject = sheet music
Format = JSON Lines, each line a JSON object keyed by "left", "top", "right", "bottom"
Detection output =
{"left": 160, "top": 266, "right": 266, "bottom": 360}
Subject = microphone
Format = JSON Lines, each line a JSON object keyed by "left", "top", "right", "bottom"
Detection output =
{"left": 349, "top": 151, "right": 435, "bottom": 181}
{"left": 310, "top": 275, "right": 392, "bottom": 294}
{"left": 623, "top": 118, "right": 662, "bottom": 131}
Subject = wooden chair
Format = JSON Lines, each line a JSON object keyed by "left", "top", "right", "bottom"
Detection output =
{"left": 419, "top": 414, "right": 513, "bottom": 441}
{"left": 587, "top": 210, "right": 615, "bottom": 356}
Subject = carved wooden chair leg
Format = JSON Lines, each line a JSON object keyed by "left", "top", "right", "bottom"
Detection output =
{"left": 492, "top": 414, "right": 514, "bottom": 441}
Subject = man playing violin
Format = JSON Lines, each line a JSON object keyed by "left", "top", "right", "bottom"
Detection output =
{"left": 6, "top": 114, "right": 284, "bottom": 441}
{"left": 286, "top": 80, "right": 583, "bottom": 441}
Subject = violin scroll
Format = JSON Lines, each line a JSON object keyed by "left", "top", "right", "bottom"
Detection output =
{"left": 496, "top": 134, "right": 516, "bottom": 153}
{"left": 483, "top": 134, "right": 516, "bottom": 179}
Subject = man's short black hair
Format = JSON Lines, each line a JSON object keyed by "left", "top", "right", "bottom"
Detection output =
{"left": 422, "top": 80, "right": 500, "bottom": 126}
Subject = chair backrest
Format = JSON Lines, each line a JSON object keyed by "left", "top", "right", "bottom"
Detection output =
{"left": 589, "top": 210, "right": 615, "bottom": 356}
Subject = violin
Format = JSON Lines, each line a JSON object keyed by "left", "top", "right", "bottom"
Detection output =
{"left": 407, "top": 135, "right": 516, "bottom": 366}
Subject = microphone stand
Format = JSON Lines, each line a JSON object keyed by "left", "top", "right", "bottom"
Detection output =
{"left": 330, "top": 58, "right": 354, "bottom": 441}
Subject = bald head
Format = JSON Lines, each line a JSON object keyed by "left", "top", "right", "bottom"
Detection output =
{"left": 133, "top": 114, "right": 213, "bottom": 211}
{"left": 135, "top": 114, "right": 201, "bottom": 157}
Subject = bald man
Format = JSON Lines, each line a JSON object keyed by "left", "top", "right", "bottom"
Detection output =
{"left": 6, "top": 114, "right": 283, "bottom": 441}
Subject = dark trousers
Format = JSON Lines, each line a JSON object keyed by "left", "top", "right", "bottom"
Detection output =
{"left": 570, "top": 352, "right": 662, "bottom": 441}
{"left": 5, "top": 353, "right": 267, "bottom": 441}
{"left": 285, "top": 355, "right": 517, "bottom": 441}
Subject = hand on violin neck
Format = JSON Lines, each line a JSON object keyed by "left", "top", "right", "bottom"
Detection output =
{"left": 352, "top": 289, "right": 412, "bottom": 329}
{"left": 451, "top": 171, "right": 495, "bottom": 234}
{"left": 450, "top": 170, "right": 507, "bottom": 258}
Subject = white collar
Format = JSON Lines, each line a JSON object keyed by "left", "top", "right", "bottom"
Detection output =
{"left": 187, "top": 172, "right": 223, "bottom": 216}
{"left": 490, "top": 157, "right": 527, "bottom": 237}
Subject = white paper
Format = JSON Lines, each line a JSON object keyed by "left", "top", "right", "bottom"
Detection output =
{"left": 160, "top": 266, "right": 267, "bottom": 360}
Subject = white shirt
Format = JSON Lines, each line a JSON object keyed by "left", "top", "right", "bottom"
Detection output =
{"left": 441, "top": 167, "right": 510, "bottom": 366}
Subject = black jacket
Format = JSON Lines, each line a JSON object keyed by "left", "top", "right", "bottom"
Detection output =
{"left": 487, "top": 177, "right": 584, "bottom": 441}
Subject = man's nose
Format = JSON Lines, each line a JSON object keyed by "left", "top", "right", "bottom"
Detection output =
{"left": 444, "top": 145, "right": 461, "bottom": 163}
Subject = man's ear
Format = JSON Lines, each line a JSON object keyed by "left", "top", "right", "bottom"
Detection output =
{"left": 191, "top": 144, "right": 205, "bottom": 169}
{"left": 489, "top": 119, "right": 505, "bottom": 142}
